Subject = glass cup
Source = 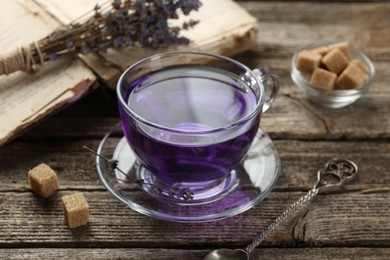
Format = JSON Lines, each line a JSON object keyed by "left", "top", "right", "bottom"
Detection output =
{"left": 117, "top": 51, "right": 279, "bottom": 204}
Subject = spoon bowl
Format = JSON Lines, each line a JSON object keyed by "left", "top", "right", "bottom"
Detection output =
{"left": 203, "top": 249, "right": 248, "bottom": 260}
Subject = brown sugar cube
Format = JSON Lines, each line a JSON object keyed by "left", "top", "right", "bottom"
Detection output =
{"left": 309, "top": 42, "right": 350, "bottom": 58}
{"left": 62, "top": 192, "right": 90, "bottom": 229}
{"left": 296, "top": 50, "right": 322, "bottom": 74}
{"left": 328, "top": 41, "right": 350, "bottom": 58}
{"left": 28, "top": 163, "right": 59, "bottom": 198}
{"left": 335, "top": 62, "right": 368, "bottom": 90}
{"left": 321, "top": 48, "right": 349, "bottom": 75}
{"left": 309, "top": 46, "right": 330, "bottom": 56}
{"left": 309, "top": 68, "right": 337, "bottom": 91}
{"left": 350, "top": 59, "right": 368, "bottom": 74}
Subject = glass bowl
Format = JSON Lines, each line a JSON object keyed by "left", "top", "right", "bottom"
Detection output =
{"left": 291, "top": 45, "right": 375, "bottom": 108}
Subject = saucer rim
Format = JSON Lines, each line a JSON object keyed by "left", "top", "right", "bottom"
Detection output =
{"left": 95, "top": 125, "right": 281, "bottom": 222}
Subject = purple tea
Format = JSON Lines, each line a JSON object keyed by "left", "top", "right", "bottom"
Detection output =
{"left": 119, "top": 65, "right": 262, "bottom": 186}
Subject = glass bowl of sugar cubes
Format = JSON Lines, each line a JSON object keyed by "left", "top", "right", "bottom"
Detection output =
{"left": 291, "top": 41, "right": 375, "bottom": 108}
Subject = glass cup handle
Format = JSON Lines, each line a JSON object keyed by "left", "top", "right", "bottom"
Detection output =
{"left": 253, "top": 68, "right": 280, "bottom": 112}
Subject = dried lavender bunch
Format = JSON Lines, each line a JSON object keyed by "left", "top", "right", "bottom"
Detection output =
{"left": 0, "top": 0, "right": 202, "bottom": 76}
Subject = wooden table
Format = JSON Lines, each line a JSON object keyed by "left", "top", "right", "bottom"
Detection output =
{"left": 1, "top": 1, "right": 389, "bottom": 259}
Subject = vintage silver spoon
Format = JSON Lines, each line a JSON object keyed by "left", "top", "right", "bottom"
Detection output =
{"left": 203, "top": 158, "right": 358, "bottom": 260}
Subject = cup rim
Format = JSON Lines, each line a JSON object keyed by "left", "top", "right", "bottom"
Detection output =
{"left": 117, "top": 51, "right": 265, "bottom": 134}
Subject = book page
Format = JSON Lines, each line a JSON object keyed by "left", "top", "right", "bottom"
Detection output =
{"left": 86, "top": 0, "right": 258, "bottom": 88}
{"left": 35, "top": 0, "right": 258, "bottom": 89}
{"left": 93, "top": 0, "right": 258, "bottom": 88}
{"left": 31, "top": 0, "right": 108, "bottom": 25}
{"left": 0, "top": 0, "right": 96, "bottom": 147}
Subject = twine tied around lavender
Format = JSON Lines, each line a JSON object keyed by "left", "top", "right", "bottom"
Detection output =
{"left": 0, "top": 0, "right": 202, "bottom": 76}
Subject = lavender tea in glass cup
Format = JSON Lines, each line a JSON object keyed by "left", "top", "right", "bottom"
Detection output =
{"left": 117, "top": 52, "right": 278, "bottom": 204}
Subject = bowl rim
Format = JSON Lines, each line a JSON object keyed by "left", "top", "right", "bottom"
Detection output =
{"left": 291, "top": 43, "right": 375, "bottom": 97}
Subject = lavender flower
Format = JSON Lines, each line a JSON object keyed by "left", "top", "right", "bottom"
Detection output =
{"left": 0, "top": 0, "right": 202, "bottom": 76}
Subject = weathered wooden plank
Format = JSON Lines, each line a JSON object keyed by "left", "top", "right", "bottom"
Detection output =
{"left": 1, "top": 139, "right": 389, "bottom": 190}
{"left": 3, "top": 2, "right": 384, "bottom": 143}
{"left": 0, "top": 191, "right": 388, "bottom": 247}
{"left": 238, "top": 2, "right": 390, "bottom": 139}
{"left": 23, "top": 75, "right": 390, "bottom": 142}
{"left": 0, "top": 1, "right": 389, "bottom": 258}
{"left": 23, "top": 58, "right": 390, "bottom": 140}
{"left": 242, "top": 1, "right": 390, "bottom": 49}
{"left": 1, "top": 247, "right": 390, "bottom": 260}
{"left": 240, "top": 0, "right": 390, "bottom": 2}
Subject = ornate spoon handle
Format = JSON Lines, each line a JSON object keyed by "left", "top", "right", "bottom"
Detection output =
{"left": 245, "top": 158, "right": 358, "bottom": 254}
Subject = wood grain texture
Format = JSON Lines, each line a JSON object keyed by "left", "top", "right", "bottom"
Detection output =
{"left": 1, "top": 139, "right": 389, "bottom": 190}
{"left": 0, "top": 191, "right": 389, "bottom": 247}
{"left": 238, "top": 1, "right": 390, "bottom": 139}
{"left": 15, "top": 2, "right": 390, "bottom": 141}
{"left": 18, "top": 80, "right": 390, "bottom": 141}
{"left": 1, "top": 1, "right": 389, "bottom": 259}
{"left": 0, "top": 247, "right": 390, "bottom": 260}
{"left": 1, "top": 248, "right": 390, "bottom": 260}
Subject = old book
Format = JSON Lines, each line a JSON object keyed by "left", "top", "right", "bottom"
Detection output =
{"left": 0, "top": 0, "right": 258, "bottom": 147}
{"left": 0, "top": 0, "right": 97, "bottom": 147}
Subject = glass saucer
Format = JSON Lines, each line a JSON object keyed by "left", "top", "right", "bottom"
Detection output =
{"left": 96, "top": 125, "right": 281, "bottom": 222}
